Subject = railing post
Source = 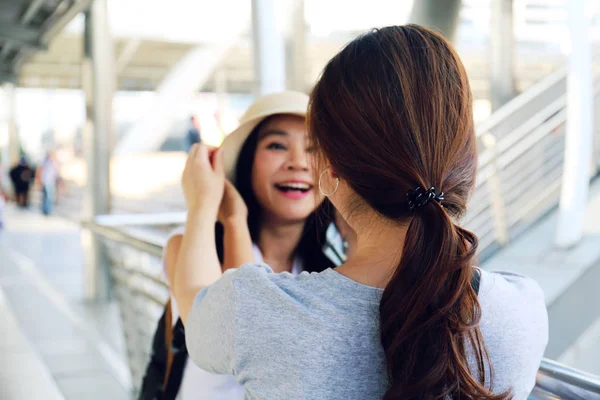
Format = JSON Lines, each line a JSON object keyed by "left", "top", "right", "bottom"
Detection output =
{"left": 482, "top": 133, "right": 509, "bottom": 245}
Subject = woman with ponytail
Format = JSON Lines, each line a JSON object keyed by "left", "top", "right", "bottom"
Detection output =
{"left": 172, "top": 25, "right": 548, "bottom": 400}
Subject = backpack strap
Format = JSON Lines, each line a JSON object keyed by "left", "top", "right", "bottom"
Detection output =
{"left": 471, "top": 268, "right": 481, "bottom": 296}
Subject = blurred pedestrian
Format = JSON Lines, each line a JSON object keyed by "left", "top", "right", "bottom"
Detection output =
{"left": 9, "top": 156, "right": 34, "bottom": 208}
{"left": 184, "top": 115, "right": 201, "bottom": 152}
{"left": 36, "top": 152, "right": 59, "bottom": 216}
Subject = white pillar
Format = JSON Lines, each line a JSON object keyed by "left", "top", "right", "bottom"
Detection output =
{"left": 555, "top": 0, "right": 593, "bottom": 248}
{"left": 252, "top": 0, "right": 286, "bottom": 95}
{"left": 409, "top": 0, "right": 462, "bottom": 43}
{"left": 285, "top": 0, "right": 306, "bottom": 92}
{"left": 490, "top": 0, "right": 515, "bottom": 111}
{"left": 82, "top": 0, "right": 115, "bottom": 300}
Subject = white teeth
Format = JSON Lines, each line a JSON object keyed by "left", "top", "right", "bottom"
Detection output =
{"left": 278, "top": 183, "right": 311, "bottom": 190}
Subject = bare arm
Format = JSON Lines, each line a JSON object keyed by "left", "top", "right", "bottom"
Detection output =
{"left": 218, "top": 180, "right": 254, "bottom": 271}
{"left": 164, "top": 234, "right": 183, "bottom": 288}
{"left": 221, "top": 217, "right": 254, "bottom": 272}
{"left": 174, "top": 210, "right": 222, "bottom": 326}
{"left": 173, "top": 144, "right": 226, "bottom": 326}
{"left": 165, "top": 217, "right": 253, "bottom": 284}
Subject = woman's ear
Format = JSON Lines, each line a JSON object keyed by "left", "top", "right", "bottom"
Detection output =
{"left": 324, "top": 165, "right": 338, "bottom": 179}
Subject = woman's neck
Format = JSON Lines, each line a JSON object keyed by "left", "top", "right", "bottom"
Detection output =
{"left": 257, "top": 216, "right": 305, "bottom": 273}
{"left": 335, "top": 213, "right": 408, "bottom": 288}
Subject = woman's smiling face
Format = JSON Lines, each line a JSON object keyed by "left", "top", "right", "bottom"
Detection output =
{"left": 251, "top": 114, "right": 323, "bottom": 223}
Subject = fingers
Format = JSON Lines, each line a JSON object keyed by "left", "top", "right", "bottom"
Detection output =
{"left": 197, "top": 142, "right": 209, "bottom": 164}
{"left": 185, "top": 143, "right": 224, "bottom": 176}
{"left": 213, "top": 147, "right": 225, "bottom": 177}
{"left": 187, "top": 143, "right": 211, "bottom": 168}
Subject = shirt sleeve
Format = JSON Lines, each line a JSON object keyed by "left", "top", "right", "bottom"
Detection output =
{"left": 478, "top": 270, "right": 548, "bottom": 399}
{"left": 185, "top": 268, "right": 239, "bottom": 375}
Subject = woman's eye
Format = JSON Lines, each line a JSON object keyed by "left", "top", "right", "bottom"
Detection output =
{"left": 306, "top": 145, "right": 315, "bottom": 153}
{"left": 266, "top": 142, "right": 286, "bottom": 150}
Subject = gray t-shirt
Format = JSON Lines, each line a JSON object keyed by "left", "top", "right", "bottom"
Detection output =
{"left": 186, "top": 264, "right": 548, "bottom": 400}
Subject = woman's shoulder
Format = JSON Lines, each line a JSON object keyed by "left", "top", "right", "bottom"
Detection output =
{"left": 478, "top": 269, "right": 546, "bottom": 307}
{"left": 478, "top": 269, "right": 547, "bottom": 323}
{"left": 471, "top": 270, "right": 548, "bottom": 397}
{"left": 477, "top": 269, "right": 549, "bottom": 370}
{"left": 223, "top": 264, "right": 337, "bottom": 304}
{"left": 226, "top": 263, "right": 315, "bottom": 287}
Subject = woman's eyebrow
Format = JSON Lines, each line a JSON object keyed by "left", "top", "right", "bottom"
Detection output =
{"left": 258, "top": 129, "right": 288, "bottom": 140}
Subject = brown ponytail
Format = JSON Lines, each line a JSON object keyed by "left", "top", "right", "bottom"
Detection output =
{"left": 381, "top": 203, "right": 498, "bottom": 399}
{"left": 309, "top": 25, "right": 512, "bottom": 399}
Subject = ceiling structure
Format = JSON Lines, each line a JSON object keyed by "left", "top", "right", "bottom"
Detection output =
{"left": 0, "top": 0, "right": 92, "bottom": 84}
{"left": 1, "top": 0, "right": 599, "bottom": 100}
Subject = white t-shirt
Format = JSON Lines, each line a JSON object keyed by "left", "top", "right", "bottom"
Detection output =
{"left": 162, "top": 228, "right": 301, "bottom": 400}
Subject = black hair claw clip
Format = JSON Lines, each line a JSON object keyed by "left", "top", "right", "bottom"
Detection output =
{"left": 406, "top": 186, "right": 444, "bottom": 211}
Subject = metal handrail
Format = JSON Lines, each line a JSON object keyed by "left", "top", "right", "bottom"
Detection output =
{"left": 461, "top": 67, "right": 600, "bottom": 258}
{"left": 82, "top": 220, "right": 163, "bottom": 258}
{"left": 539, "top": 359, "right": 600, "bottom": 394}
{"left": 532, "top": 359, "right": 600, "bottom": 399}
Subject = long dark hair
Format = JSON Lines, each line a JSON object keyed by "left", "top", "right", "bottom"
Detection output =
{"left": 215, "top": 115, "right": 335, "bottom": 273}
{"left": 309, "top": 25, "right": 510, "bottom": 400}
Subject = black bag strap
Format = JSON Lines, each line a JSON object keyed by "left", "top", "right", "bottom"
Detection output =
{"left": 137, "top": 304, "right": 189, "bottom": 400}
{"left": 162, "top": 317, "right": 188, "bottom": 400}
{"left": 137, "top": 305, "right": 169, "bottom": 400}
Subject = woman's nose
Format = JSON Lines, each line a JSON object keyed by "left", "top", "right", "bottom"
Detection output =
{"left": 284, "top": 148, "right": 309, "bottom": 171}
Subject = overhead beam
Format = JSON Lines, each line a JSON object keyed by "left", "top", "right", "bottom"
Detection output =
{"left": 0, "top": 0, "right": 45, "bottom": 61}
{"left": 41, "top": 0, "right": 94, "bottom": 43}
{"left": 0, "top": 22, "right": 45, "bottom": 50}
{"left": 0, "top": 71, "right": 18, "bottom": 84}
{"left": 21, "top": 0, "right": 46, "bottom": 23}
{"left": 115, "top": 39, "right": 141, "bottom": 76}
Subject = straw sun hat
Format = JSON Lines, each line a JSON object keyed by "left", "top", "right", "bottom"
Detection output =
{"left": 221, "top": 91, "right": 310, "bottom": 181}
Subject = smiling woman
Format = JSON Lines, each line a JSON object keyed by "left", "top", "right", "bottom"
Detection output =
{"left": 139, "top": 91, "right": 348, "bottom": 400}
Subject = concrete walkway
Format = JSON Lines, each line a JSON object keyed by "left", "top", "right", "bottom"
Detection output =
{"left": 0, "top": 286, "right": 64, "bottom": 400}
{"left": 0, "top": 205, "right": 131, "bottom": 400}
